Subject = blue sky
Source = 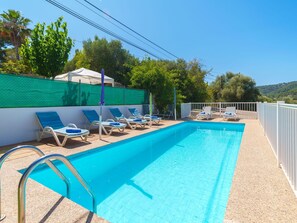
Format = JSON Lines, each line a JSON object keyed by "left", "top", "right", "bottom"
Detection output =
{"left": 1, "top": 0, "right": 297, "bottom": 85}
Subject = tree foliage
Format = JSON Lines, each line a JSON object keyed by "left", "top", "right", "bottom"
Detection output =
{"left": 21, "top": 17, "right": 73, "bottom": 78}
{"left": 0, "top": 59, "right": 30, "bottom": 74}
{"left": 209, "top": 72, "right": 260, "bottom": 102}
{"left": 0, "top": 38, "right": 7, "bottom": 63}
{"left": 64, "top": 36, "right": 138, "bottom": 86}
{"left": 161, "top": 59, "right": 209, "bottom": 105}
{"left": 130, "top": 58, "right": 210, "bottom": 111}
{"left": 0, "top": 9, "right": 31, "bottom": 60}
{"left": 130, "top": 59, "right": 174, "bottom": 111}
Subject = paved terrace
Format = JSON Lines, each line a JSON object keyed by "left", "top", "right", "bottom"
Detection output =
{"left": 0, "top": 119, "right": 296, "bottom": 222}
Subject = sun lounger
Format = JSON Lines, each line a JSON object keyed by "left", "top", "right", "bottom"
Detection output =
{"left": 109, "top": 108, "right": 147, "bottom": 129}
{"left": 82, "top": 110, "right": 126, "bottom": 135}
{"left": 223, "top": 107, "right": 238, "bottom": 120}
{"left": 128, "top": 108, "right": 161, "bottom": 124}
{"left": 36, "top": 111, "right": 89, "bottom": 146}
{"left": 196, "top": 106, "right": 212, "bottom": 120}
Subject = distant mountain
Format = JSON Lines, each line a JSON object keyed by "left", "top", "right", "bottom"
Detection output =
{"left": 257, "top": 81, "right": 297, "bottom": 99}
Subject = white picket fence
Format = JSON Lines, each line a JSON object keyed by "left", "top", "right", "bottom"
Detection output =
{"left": 258, "top": 102, "right": 297, "bottom": 196}
{"left": 181, "top": 102, "right": 258, "bottom": 119}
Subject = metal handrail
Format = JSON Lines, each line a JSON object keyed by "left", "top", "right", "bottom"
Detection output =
{"left": 18, "top": 153, "right": 97, "bottom": 223}
{"left": 0, "top": 145, "right": 70, "bottom": 221}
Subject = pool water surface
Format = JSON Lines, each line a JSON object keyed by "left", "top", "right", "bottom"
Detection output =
{"left": 22, "top": 122, "right": 244, "bottom": 223}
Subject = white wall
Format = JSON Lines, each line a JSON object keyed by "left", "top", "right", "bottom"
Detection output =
{"left": 0, "top": 105, "right": 142, "bottom": 147}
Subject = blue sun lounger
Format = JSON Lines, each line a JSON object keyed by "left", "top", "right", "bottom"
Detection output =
{"left": 82, "top": 110, "right": 126, "bottom": 135}
{"left": 36, "top": 111, "right": 89, "bottom": 146}
{"left": 109, "top": 108, "right": 147, "bottom": 129}
{"left": 128, "top": 108, "right": 161, "bottom": 124}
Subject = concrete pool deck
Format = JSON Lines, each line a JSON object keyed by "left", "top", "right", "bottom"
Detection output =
{"left": 225, "top": 119, "right": 297, "bottom": 223}
{"left": 0, "top": 119, "right": 296, "bottom": 222}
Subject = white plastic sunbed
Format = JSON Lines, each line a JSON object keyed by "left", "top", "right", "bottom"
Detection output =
{"left": 196, "top": 106, "right": 212, "bottom": 120}
{"left": 82, "top": 110, "right": 126, "bottom": 135}
{"left": 109, "top": 108, "right": 147, "bottom": 129}
{"left": 223, "top": 107, "right": 238, "bottom": 120}
{"left": 36, "top": 111, "right": 89, "bottom": 146}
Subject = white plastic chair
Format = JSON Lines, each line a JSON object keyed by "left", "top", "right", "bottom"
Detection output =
{"left": 196, "top": 106, "right": 212, "bottom": 120}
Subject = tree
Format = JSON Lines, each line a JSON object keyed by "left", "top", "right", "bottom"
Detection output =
{"left": 63, "top": 49, "right": 90, "bottom": 72}
{"left": 257, "top": 95, "right": 274, "bottom": 103}
{"left": 65, "top": 36, "right": 138, "bottom": 86}
{"left": 210, "top": 72, "right": 260, "bottom": 102}
{"left": 184, "top": 59, "right": 209, "bottom": 102}
{"left": 0, "top": 59, "right": 30, "bottom": 74}
{"left": 21, "top": 17, "right": 73, "bottom": 78}
{"left": 164, "top": 59, "right": 209, "bottom": 103}
{"left": 130, "top": 59, "right": 174, "bottom": 111}
{"left": 0, "top": 38, "right": 6, "bottom": 63}
{"left": 0, "top": 9, "right": 31, "bottom": 60}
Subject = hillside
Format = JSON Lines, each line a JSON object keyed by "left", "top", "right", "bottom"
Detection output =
{"left": 257, "top": 81, "right": 297, "bottom": 99}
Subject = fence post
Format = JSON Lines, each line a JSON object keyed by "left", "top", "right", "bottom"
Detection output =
{"left": 219, "top": 102, "right": 222, "bottom": 117}
{"left": 276, "top": 101, "right": 280, "bottom": 167}
{"left": 257, "top": 102, "right": 259, "bottom": 120}
{"left": 189, "top": 103, "right": 192, "bottom": 118}
{"left": 263, "top": 102, "right": 267, "bottom": 136}
{"left": 78, "top": 80, "right": 81, "bottom": 105}
{"left": 276, "top": 101, "right": 284, "bottom": 168}
{"left": 123, "top": 88, "right": 126, "bottom": 105}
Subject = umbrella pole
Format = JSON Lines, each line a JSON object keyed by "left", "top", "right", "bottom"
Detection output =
{"left": 99, "top": 105, "right": 102, "bottom": 140}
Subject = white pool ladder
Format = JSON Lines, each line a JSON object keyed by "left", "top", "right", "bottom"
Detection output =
{"left": 0, "top": 145, "right": 97, "bottom": 223}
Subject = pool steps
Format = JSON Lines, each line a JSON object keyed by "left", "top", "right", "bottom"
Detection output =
{"left": 0, "top": 145, "right": 96, "bottom": 223}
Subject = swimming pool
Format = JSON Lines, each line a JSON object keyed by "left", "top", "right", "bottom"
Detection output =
{"left": 22, "top": 122, "right": 244, "bottom": 223}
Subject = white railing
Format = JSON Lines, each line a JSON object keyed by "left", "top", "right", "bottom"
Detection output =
{"left": 181, "top": 101, "right": 297, "bottom": 196}
{"left": 258, "top": 102, "right": 297, "bottom": 196}
{"left": 181, "top": 102, "right": 258, "bottom": 119}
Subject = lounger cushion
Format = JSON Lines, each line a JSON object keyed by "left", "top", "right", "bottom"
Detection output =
{"left": 54, "top": 127, "right": 89, "bottom": 136}
{"left": 109, "top": 122, "right": 121, "bottom": 126}
{"left": 83, "top": 110, "right": 99, "bottom": 123}
{"left": 66, "top": 128, "right": 82, "bottom": 133}
{"left": 225, "top": 112, "right": 234, "bottom": 116}
{"left": 126, "top": 118, "right": 146, "bottom": 123}
{"left": 109, "top": 108, "right": 124, "bottom": 118}
{"left": 101, "top": 121, "right": 126, "bottom": 128}
{"left": 128, "top": 108, "right": 138, "bottom": 115}
{"left": 133, "top": 118, "right": 143, "bottom": 122}
{"left": 36, "top": 112, "right": 65, "bottom": 129}
{"left": 151, "top": 115, "right": 159, "bottom": 119}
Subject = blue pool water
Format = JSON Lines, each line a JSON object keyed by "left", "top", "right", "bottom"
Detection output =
{"left": 21, "top": 122, "right": 244, "bottom": 223}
